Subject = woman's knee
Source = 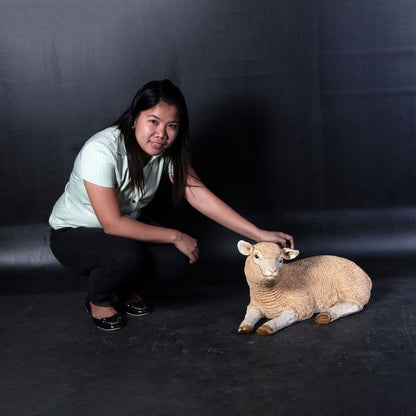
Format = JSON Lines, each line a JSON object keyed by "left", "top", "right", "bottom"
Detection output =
{"left": 102, "top": 235, "right": 143, "bottom": 276}
{"left": 49, "top": 227, "right": 142, "bottom": 277}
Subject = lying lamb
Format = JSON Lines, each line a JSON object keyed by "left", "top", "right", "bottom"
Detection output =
{"left": 237, "top": 241, "right": 372, "bottom": 336}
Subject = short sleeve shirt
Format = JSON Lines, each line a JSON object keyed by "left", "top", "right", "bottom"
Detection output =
{"left": 49, "top": 126, "right": 172, "bottom": 229}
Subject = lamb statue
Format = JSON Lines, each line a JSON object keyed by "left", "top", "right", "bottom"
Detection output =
{"left": 237, "top": 240, "right": 372, "bottom": 336}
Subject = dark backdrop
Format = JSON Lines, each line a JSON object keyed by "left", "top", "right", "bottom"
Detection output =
{"left": 1, "top": 0, "right": 415, "bottom": 257}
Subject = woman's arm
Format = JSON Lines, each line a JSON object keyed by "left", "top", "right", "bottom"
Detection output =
{"left": 179, "top": 170, "right": 294, "bottom": 248}
{"left": 83, "top": 180, "right": 199, "bottom": 263}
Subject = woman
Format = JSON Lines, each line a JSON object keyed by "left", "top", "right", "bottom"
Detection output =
{"left": 49, "top": 79, "right": 294, "bottom": 331}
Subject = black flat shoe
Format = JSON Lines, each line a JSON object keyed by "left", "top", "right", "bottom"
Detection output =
{"left": 85, "top": 299, "right": 126, "bottom": 331}
{"left": 123, "top": 300, "right": 152, "bottom": 316}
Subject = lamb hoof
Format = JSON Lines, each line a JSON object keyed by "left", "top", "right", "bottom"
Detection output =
{"left": 256, "top": 325, "right": 273, "bottom": 336}
{"left": 316, "top": 312, "right": 331, "bottom": 325}
{"left": 238, "top": 325, "right": 253, "bottom": 334}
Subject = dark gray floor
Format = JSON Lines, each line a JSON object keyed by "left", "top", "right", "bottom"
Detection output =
{"left": 1, "top": 257, "right": 415, "bottom": 416}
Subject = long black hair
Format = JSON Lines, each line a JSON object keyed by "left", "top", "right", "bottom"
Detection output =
{"left": 113, "top": 79, "right": 192, "bottom": 205}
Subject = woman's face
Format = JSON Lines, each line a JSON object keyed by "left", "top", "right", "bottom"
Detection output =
{"left": 133, "top": 101, "right": 180, "bottom": 158}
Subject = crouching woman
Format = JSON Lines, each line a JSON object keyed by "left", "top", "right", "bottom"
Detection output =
{"left": 49, "top": 79, "right": 294, "bottom": 331}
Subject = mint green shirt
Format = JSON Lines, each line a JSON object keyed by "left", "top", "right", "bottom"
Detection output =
{"left": 49, "top": 127, "right": 172, "bottom": 230}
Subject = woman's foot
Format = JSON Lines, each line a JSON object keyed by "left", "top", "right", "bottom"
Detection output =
{"left": 122, "top": 293, "right": 152, "bottom": 317}
{"left": 90, "top": 302, "right": 118, "bottom": 319}
{"left": 85, "top": 300, "right": 126, "bottom": 331}
{"left": 124, "top": 293, "right": 143, "bottom": 304}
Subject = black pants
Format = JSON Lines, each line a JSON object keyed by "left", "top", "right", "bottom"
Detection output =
{"left": 50, "top": 221, "right": 188, "bottom": 306}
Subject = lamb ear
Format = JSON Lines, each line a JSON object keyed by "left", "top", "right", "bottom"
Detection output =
{"left": 238, "top": 240, "right": 253, "bottom": 256}
{"left": 282, "top": 248, "right": 299, "bottom": 260}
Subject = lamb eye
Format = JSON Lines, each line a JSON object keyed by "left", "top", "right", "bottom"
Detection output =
{"left": 254, "top": 254, "right": 259, "bottom": 259}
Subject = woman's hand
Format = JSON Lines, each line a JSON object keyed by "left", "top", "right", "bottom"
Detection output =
{"left": 256, "top": 230, "right": 295, "bottom": 249}
{"left": 173, "top": 231, "right": 199, "bottom": 264}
